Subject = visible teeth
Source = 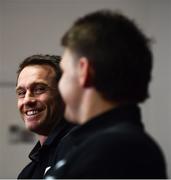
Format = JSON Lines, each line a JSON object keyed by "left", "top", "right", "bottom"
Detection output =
{"left": 27, "top": 110, "right": 38, "bottom": 116}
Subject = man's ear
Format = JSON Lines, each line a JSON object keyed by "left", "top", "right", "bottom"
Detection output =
{"left": 78, "top": 57, "right": 94, "bottom": 88}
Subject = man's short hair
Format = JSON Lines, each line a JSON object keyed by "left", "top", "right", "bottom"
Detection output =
{"left": 61, "top": 10, "right": 153, "bottom": 103}
{"left": 17, "top": 54, "right": 61, "bottom": 82}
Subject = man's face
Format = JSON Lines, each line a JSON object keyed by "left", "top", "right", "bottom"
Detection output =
{"left": 16, "top": 65, "right": 58, "bottom": 135}
{"left": 59, "top": 49, "right": 82, "bottom": 123}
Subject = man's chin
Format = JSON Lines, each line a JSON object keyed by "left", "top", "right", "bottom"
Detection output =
{"left": 25, "top": 122, "right": 40, "bottom": 133}
{"left": 26, "top": 126, "right": 38, "bottom": 133}
{"left": 64, "top": 111, "right": 77, "bottom": 124}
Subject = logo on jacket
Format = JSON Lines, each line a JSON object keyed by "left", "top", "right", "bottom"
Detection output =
{"left": 55, "top": 159, "right": 66, "bottom": 169}
{"left": 44, "top": 166, "right": 51, "bottom": 175}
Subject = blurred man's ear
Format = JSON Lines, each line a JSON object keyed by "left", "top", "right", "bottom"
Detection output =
{"left": 78, "top": 57, "right": 94, "bottom": 88}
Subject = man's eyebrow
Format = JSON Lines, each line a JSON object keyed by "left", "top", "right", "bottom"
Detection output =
{"left": 16, "top": 86, "right": 23, "bottom": 91}
{"left": 16, "top": 82, "right": 47, "bottom": 91}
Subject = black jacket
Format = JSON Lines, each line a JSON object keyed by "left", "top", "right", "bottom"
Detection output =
{"left": 17, "top": 120, "right": 74, "bottom": 179}
{"left": 46, "top": 104, "right": 167, "bottom": 179}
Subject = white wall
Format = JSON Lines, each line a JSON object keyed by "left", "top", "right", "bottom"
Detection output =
{"left": 142, "top": 0, "right": 171, "bottom": 176}
{"left": 0, "top": 0, "right": 170, "bottom": 178}
{"left": 0, "top": 1, "right": 3, "bottom": 176}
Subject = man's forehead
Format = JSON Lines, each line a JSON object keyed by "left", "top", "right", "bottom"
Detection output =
{"left": 61, "top": 48, "right": 76, "bottom": 65}
{"left": 17, "top": 65, "right": 55, "bottom": 86}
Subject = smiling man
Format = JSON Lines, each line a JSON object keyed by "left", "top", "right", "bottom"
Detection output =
{"left": 16, "top": 55, "right": 73, "bottom": 179}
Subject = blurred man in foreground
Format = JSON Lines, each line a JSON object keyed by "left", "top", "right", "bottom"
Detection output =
{"left": 46, "top": 10, "right": 167, "bottom": 178}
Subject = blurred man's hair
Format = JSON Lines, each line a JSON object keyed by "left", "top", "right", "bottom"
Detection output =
{"left": 61, "top": 10, "right": 153, "bottom": 103}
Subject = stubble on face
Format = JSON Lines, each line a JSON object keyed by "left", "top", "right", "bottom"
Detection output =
{"left": 17, "top": 65, "right": 59, "bottom": 135}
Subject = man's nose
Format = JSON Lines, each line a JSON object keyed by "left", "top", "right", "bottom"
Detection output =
{"left": 23, "top": 91, "right": 36, "bottom": 105}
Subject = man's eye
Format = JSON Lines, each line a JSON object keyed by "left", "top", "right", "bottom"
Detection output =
{"left": 17, "top": 90, "right": 26, "bottom": 98}
{"left": 33, "top": 86, "right": 47, "bottom": 94}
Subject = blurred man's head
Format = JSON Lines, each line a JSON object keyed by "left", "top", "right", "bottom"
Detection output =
{"left": 59, "top": 10, "right": 153, "bottom": 122}
{"left": 16, "top": 55, "right": 64, "bottom": 136}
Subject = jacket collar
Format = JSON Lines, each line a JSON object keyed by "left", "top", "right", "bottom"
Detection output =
{"left": 29, "top": 119, "right": 74, "bottom": 161}
{"left": 70, "top": 104, "right": 144, "bottom": 138}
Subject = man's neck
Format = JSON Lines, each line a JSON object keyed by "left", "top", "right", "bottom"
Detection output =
{"left": 39, "top": 135, "right": 48, "bottom": 146}
{"left": 78, "top": 89, "right": 119, "bottom": 125}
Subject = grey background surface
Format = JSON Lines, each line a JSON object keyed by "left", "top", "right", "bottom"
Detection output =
{"left": 0, "top": 0, "right": 170, "bottom": 178}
